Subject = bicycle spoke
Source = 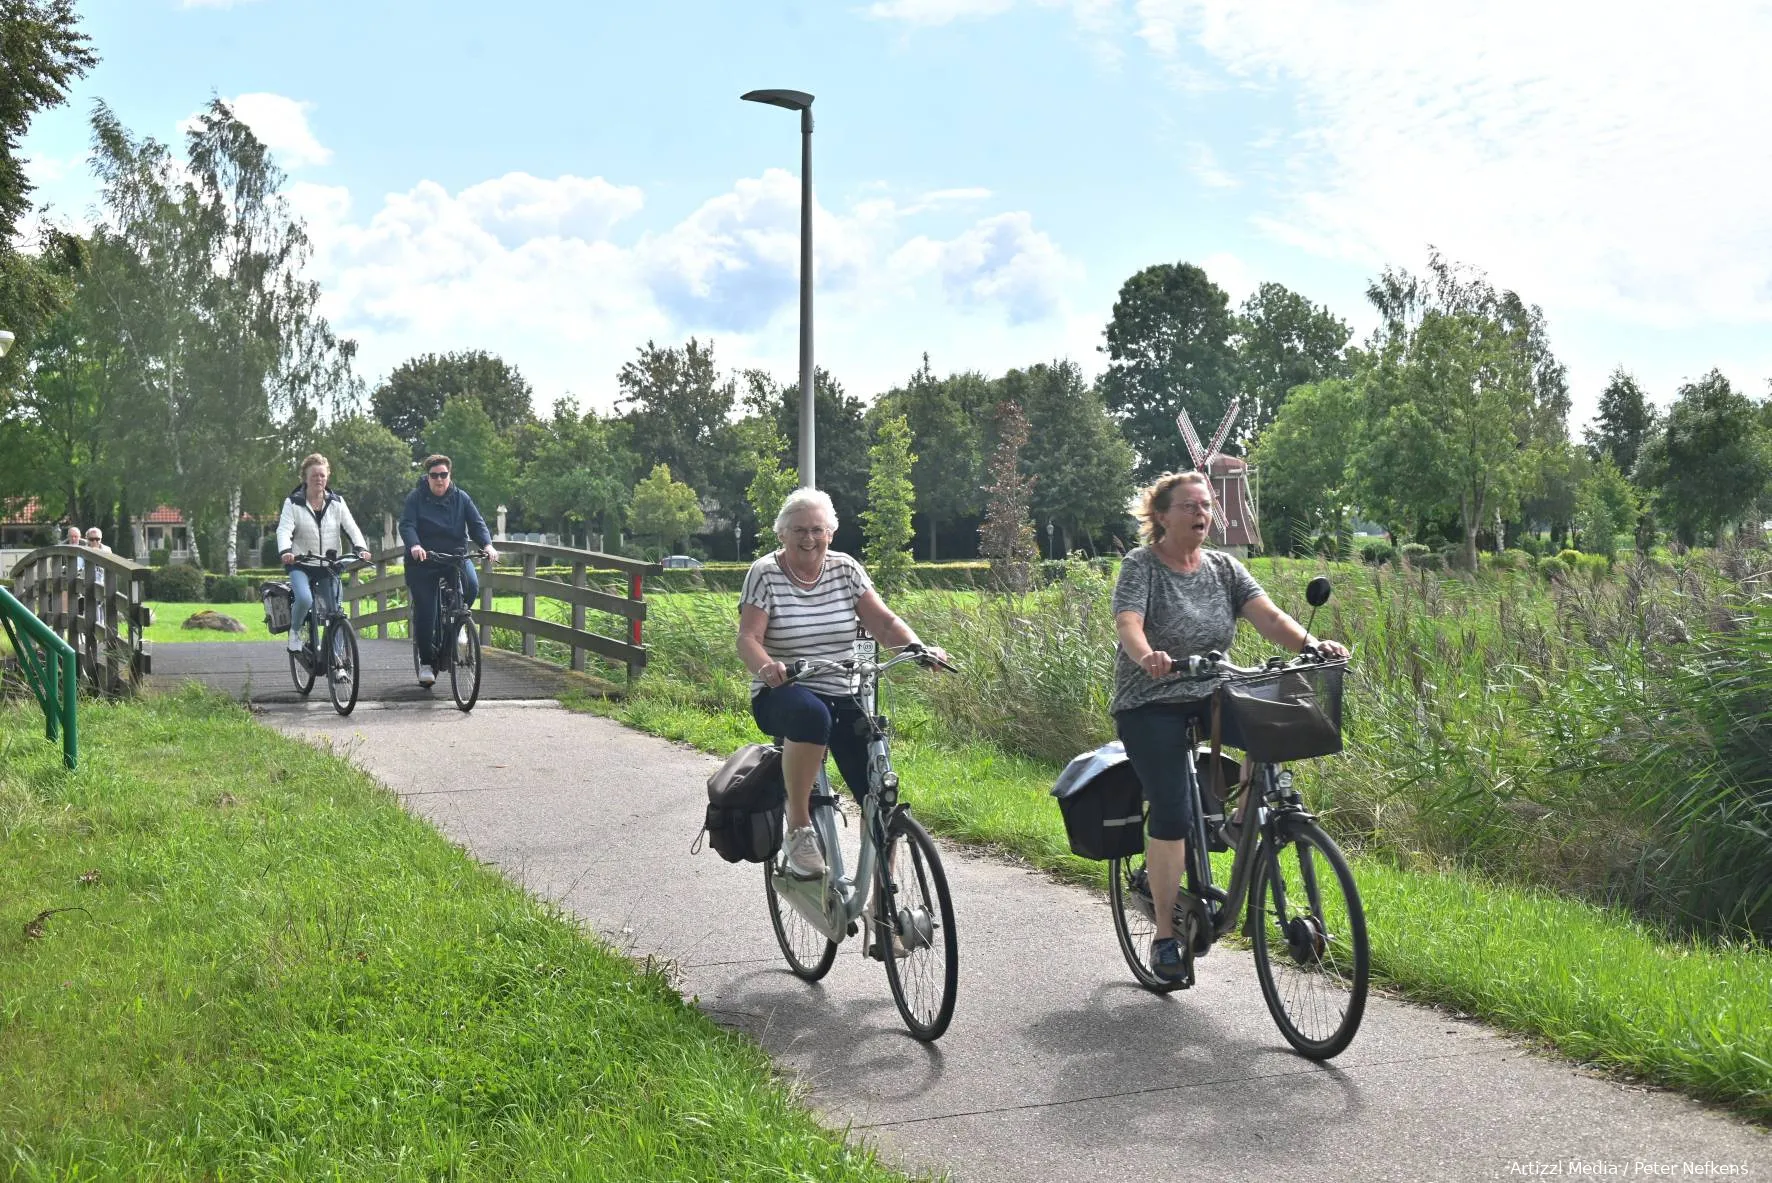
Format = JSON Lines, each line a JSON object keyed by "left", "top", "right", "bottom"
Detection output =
{"left": 1250, "top": 821, "right": 1369, "bottom": 1059}
{"left": 880, "top": 814, "right": 958, "bottom": 1041}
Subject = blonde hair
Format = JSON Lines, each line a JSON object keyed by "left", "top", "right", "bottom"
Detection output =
{"left": 299, "top": 452, "right": 330, "bottom": 479}
{"left": 1135, "top": 471, "right": 1213, "bottom": 544}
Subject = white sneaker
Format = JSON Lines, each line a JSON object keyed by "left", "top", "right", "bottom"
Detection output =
{"left": 287, "top": 637, "right": 304, "bottom": 653}
{"left": 783, "top": 825, "right": 825, "bottom": 879}
{"left": 418, "top": 664, "right": 436, "bottom": 687}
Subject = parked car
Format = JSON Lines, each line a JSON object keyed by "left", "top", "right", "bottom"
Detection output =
{"left": 661, "top": 555, "right": 705, "bottom": 569}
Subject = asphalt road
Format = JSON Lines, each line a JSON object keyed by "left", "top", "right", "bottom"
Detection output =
{"left": 266, "top": 700, "right": 1770, "bottom": 1183}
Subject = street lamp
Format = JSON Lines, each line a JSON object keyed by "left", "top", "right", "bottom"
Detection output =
{"left": 1047, "top": 521, "right": 1055, "bottom": 559}
{"left": 741, "top": 87, "right": 816, "bottom": 489}
{"left": 0, "top": 330, "right": 14, "bottom": 358}
{"left": 734, "top": 522, "right": 743, "bottom": 562}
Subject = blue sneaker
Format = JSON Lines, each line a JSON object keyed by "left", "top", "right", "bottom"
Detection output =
{"left": 1150, "top": 936, "right": 1191, "bottom": 985}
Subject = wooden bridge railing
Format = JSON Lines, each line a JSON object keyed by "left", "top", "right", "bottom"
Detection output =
{"left": 8, "top": 544, "right": 153, "bottom": 694}
{"left": 339, "top": 540, "right": 660, "bottom": 682}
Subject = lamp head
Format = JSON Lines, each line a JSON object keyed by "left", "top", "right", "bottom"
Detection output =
{"left": 741, "top": 89, "right": 814, "bottom": 111}
{"left": 0, "top": 330, "right": 14, "bottom": 359}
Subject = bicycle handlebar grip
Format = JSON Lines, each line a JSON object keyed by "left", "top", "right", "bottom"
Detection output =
{"left": 782, "top": 659, "right": 807, "bottom": 685}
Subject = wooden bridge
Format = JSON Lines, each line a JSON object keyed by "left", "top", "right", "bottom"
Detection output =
{"left": 3, "top": 540, "right": 659, "bottom": 707}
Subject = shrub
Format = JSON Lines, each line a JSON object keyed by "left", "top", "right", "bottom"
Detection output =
{"left": 1518, "top": 534, "right": 1545, "bottom": 558}
{"left": 1486, "top": 548, "right": 1530, "bottom": 572}
{"left": 148, "top": 547, "right": 170, "bottom": 567}
{"left": 1360, "top": 541, "right": 1397, "bottom": 566}
{"left": 1576, "top": 553, "right": 1611, "bottom": 583}
{"left": 1399, "top": 543, "right": 1432, "bottom": 566}
{"left": 1556, "top": 548, "right": 1583, "bottom": 567}
{"left": 206, "top": 574, "right": 251, "bottom": 603}
{"left": 147, "top": 563, "right": 206, "bottom": 602}
{"left": 1415, "top": 551, "right": 1444, "bottom": 572}
{"left": 1538, "top": 555, "right": 1570, "bottom": 580}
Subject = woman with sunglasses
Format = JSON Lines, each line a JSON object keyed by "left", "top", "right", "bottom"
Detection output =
{"left": 1112, "top": 470, "right": 1349, "bottom": 984}
{"left": 737, "top": 487, "right": 949, "bottom": 880}
{"left": 399, "top": 453, "right": 500, "bottom": 688}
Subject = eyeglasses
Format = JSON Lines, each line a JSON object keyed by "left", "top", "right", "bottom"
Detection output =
{"left": 427, "top": 470, "right": 451, "bottom": 480}
{"left": 1172, "top": 500, "right": 1214, "bottom": 514}
{"left": 787, "top": 526, "right": 830, "bottom": 539}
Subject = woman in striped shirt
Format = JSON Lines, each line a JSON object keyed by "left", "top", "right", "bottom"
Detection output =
{"left": 738, "top": 488, "right": 949, "bottom": 879}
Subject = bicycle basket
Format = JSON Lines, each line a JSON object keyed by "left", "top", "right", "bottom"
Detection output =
{"left": 1216, "top": 660, "right": 1346, "bottom": 764}
{"left": 261, "top": 581, "right": 293, "bottom": 634}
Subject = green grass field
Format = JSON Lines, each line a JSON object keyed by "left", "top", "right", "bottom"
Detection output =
{"left": 0, "top": 688, "right": 913, "bottom": 1181}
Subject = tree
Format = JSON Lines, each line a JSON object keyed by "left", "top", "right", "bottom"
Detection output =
{"left": 1100, "top": 262, "right": 1238, "bottom": 479}
{"left": 318, "top": 414, "right": 412, "bottom": 546}
{"left": 872, "top": 355, "right": 986, "bottom": 559}
{"left": 736, "top": 416, "right": 798, "bottom": 559}
{"left": 760, "top": 367, "right": 870, "bottom": 552}
{"left": 1636, "top": 370, "right": 1771, "bottom": 547}
{"left": 862, "top": 414, "right": 916, "bottom": 595}
{"left": 424, "top": 396, "right": 517, "bottom": 513}
{"left": 0, "top": 0, "right": 96, "bottom": 245}
{"left": 616, "top": 338, "right": 734, "bottom": 500}
{"left": 372, "top": 350, "right": 534, "bottom": 459}
{"left": 1573, "top": 455, "right": 1639, "bottom": 559}
{"left": 1249, "top": 378, "right": 1363, "bottom": 554}
{"left": 978, "top": 401, "right": 1038, "bottom": 592}
{"left": 519, "top": 399, "right": 635, "bottom": 544}
{"left": 1584, "top": 368, "right": 1656, "bottom": 479}
{"left": 629, "top": 463, "right": 704, "bottom": 554}
{"left": 1003, "top": 360, "right": 1133, "bottom": 556}
{"left": 1233, "top": 282, "right": 1352, "bottom": 436}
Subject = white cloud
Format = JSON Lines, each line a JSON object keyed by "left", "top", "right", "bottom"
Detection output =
{"left": 196, "top": 93, "right": 331, "bottom": 169}
{"left": 294, "top": 171, "right": 1086, "bottom": 411}
{"left": 1189, "top": 142, "right": 1235, "bottom": 189}
{"left": 1200, "top": 250, "right": 1254, "bottom": 305}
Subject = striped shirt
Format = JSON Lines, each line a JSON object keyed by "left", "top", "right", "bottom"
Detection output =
{"left": 741, "top": 550, "right": 874, "bottom": 697}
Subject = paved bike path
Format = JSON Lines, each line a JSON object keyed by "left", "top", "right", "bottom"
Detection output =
{"left": 266, "top": 702, "right": 1769, "bottom": 1182}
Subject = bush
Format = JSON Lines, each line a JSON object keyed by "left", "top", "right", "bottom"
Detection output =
{"left": 148, "top": 547, "right": 170, "bottom": 567}
{"left": 1399, "top": 543, "right": 1432, "bottom": 566}
{"left": 1538, "top": 555, "right": 1570, "bottom": 580}
{"left": 1556, "top": 548, "right": 1583, "bottom": 567}
{"left": 1360, "top": 541, "right": 1397, "bottom": 566}
{"left": 1415, "top": 551, "right": 1444, "bottom": 572}
{"left": 1518, "top": 534, "right": 1544, "bottom": 558}
{"left": 206, "top": 574, "right": 251, "bottom": 603}
{"left": 259, "top": 535, "right": 283, "bottom": 567}
{"left": 147, "top": 563, "right": 206, "bottom": 602}
{"left": 1576, "top": 553, "right": 1611, "bottom": 583}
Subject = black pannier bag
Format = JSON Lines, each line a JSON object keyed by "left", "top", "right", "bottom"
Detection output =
{"left": 1052, "top": 741, "right": 1145, "bottom": 860}
{"left": 261, "top": 581, "right": 293, "bottom": 634}
{"left": 1216, "top": 661, "right": 1346, "bottom": 765}
{"left": 695, "top": 743, "right": 786, "bottom": 863}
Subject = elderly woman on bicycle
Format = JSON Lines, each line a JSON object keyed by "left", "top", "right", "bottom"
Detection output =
{"left": 277, "top": 452, "right": 373, "bottom": 658}
{"left": 1114, "top": 470, "right": 1349, "bottom": 983}
{"left": 738, "top": 488, "right": 948, "bottom": 880}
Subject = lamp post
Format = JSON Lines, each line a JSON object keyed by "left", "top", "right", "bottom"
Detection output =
{"left": 741, "top": 87, "right": 816, "bottom": 489}
{"left": 0, "top": 330, "right": 14, "bottom": 358}
{"left": 1046, "top": 520, "right": 1055, "bottom": 559}
{"left": 734, "top": 522, "right": 743, "bottom": 562}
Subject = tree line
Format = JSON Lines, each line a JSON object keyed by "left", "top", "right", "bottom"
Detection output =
{"left": 2, "top": 3, "right": 1768, "bottom": 576}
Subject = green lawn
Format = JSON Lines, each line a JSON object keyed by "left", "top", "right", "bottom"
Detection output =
{"left": 0, "top": 688, "right": 913, "bottom": 1180}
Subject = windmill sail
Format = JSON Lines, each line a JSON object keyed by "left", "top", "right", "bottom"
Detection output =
{"left": 1176, "top": 411, "right": 1207, "bottom": 470}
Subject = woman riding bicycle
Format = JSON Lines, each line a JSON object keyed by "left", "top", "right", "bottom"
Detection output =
{"left": 737, "top": 488, "right": 948, "bottom": 881}
{"left": 1113, "top": 470, "right": 1348, "bottom": 983}
{"left": 399, "top": 453, "right": 499, "bottom": 688}
{"left": 277, "top": 452, "right": 373, "bottom": 659}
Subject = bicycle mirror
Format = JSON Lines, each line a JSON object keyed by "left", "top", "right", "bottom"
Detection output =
{"left": 1305, "top": 577, "right": 1332, "bottom": 607}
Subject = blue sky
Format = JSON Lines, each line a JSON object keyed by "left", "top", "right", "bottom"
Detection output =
{"left": 19, "top": 0, "right": 1772, "bottom": 433}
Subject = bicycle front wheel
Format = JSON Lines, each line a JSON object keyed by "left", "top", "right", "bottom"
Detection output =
{"left": 1107, "top": 853, "right": 1187, "bottom": 994}
{"left": 1250, "top": 819, "right": 1369, "bottom": 1059}
{"left": 324, "top": 618, "right": 360, "bottom": 716}
{"left": 450, "top": 616, "right": 481, "bottom": 712}
{"left": 764, "top": 859, "right": 837, "bottom": 981}
{"left": 878, "top": 813, "right": 959, "bottom": 1041}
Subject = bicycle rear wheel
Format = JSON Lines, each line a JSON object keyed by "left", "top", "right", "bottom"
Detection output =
{"left": 1250, "top": 819, "right": 1369, "bottom": 1059}
{"left": 1107, "top": 854, "right": 1188, "bottom": 994}
{"left": 764, "top": 841, "right": 838, "bottom": 981}
{"left": 878, "top": 813, "right": 959, "bottom": 1041}
{"left": 324, "top": 617, "right": 360, "bottom": 716}
{"left": 449, "top": 616, "right": 481, "bottom": 711}
{"left": 288, "top": 626, "right": 315, "bottom": 696}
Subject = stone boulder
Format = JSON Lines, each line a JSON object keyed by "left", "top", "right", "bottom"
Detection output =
{"left": 181, "top": 610, "right": 248, "bottom": 634}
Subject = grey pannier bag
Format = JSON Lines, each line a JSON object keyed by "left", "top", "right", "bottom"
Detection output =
{"left": 261, "top": 581, "right": 293, "bottom": 634}
{"left": 694, "top": 743, "right": 786, "bottom": 863}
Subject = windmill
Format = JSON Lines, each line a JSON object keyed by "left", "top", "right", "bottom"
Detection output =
{"left": 1177, "top": 399, "right": 1262, "bottom": 555}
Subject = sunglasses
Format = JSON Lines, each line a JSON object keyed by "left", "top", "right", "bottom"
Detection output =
{"left": 427, "top": 470, "right": 451, "bottom": 479}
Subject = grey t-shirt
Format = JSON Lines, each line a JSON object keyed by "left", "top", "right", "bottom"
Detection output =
{"left": 1110, "top": 546, "right": 1265, "bottom": 713}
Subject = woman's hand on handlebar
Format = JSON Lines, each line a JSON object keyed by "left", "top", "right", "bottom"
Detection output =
{"left": 356, "top": 548, "right": 373, "bottom": 564}
{"left": 1307, "top": 638, "right": 1351, "bottom": 660}
{"left": 757, "top": 659, "right": 791, "bottom": 688}
{"left": 903, "top": 642, "right": 955, "bottom": 671}
{"left": 1138, "top": 649, "right": 1174, "bottom": 679}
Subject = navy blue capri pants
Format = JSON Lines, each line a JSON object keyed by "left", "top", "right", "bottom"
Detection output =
{"left": 1114, "top": 697, "right": 1213, "bottom": 842}
{"left": 750, "top": 684, "right": 872, "bottom": 799}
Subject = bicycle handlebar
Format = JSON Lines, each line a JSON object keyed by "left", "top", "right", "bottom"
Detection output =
{"left": 783, "top": 643, "right": 957, "bottom": 686}
{"left": 290, "top": 552, "right": 371, "bottom": 574}
{"left": 420, "top": 548, "right": 490, "bottom": 561}
{"left": 1180, "top": 647, "right": 1345, "bottom": 680}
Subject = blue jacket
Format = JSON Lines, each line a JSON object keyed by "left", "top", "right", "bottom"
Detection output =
{"left": 399, "top": 477, "right": 492, "bottom": 556}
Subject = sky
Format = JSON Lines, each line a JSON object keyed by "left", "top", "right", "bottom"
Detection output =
{"left": 17, "top": 0, "right": 1772, "bottom": 434}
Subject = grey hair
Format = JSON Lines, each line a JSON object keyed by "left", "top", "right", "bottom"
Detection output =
{"left": 773, "top": 487, "right": 838, "bottom": 537}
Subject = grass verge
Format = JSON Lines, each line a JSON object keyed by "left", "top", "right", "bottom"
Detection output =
{"left": 0, "top": 687, "right": 913, "bottom": 1181}
{"left": 566, "top": 679, "right": 1772, "bottom": 1125}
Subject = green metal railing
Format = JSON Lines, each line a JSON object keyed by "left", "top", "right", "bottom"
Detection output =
{"left": 0, "top": 584, "right": 78, "bottom": 769}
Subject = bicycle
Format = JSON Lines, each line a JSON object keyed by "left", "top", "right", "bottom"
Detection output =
{"left": 763, "top": 640, "right": 961, "bottom": 1042}
{"left": 1107, "top": 646, "right": 1370, "bottom": 1060}
{"left": 409, "top": 549, "right": 485, "bottom": 712}
{"left": 286, "top": 552, "right": 367, "bottom": 716}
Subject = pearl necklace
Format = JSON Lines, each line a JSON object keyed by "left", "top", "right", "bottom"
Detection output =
{"left": 781, "top": 552, "right": 825, "bottom": 587}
